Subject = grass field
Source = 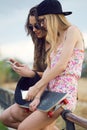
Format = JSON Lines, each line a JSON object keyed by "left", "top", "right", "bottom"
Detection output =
{"left": 1, "top": 78, "right": 87, "bottom": 130}
{"left": 0, "top": 122, "right": 8, "bottom": 130}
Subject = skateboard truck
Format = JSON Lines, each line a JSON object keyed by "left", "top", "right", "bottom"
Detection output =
{"left": 48, "top": 99, "right": 68, "bottom": 118}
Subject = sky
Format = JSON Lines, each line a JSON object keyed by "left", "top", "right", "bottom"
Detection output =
{"left": 0, "top": 0, "right": 87, "bottom": 63}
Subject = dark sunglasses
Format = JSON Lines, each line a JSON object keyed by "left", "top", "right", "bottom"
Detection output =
{"left": 28, "top": 23, "right": 41, "bottom": 31}
{"left": 28, "top": 18, "right": 45, "bottom": 31}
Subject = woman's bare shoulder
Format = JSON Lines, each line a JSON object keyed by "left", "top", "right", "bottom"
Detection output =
{"left": 67, "top": 25, "right": 81, "bottom": 35}
{"left": 67, "top": 25, "right": 84, "bottom": 49}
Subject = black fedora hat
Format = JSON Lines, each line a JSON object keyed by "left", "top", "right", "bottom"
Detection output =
{"left": 37, "top": 0, "right": 72, "bottom": 16}
{"left": 15, "top": 75, "right": 41, "bottom": 105}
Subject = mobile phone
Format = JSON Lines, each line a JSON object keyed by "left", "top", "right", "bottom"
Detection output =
{"left": 6, "top": 61, "right": 18, "bottom": 68}
{"left": 21, "top": 90, "right": 28, "bottom": 99}
{"left": 6, "top": 61, "right": 13, "bottom": 65}
{"left": 9, "top": 59, "right": 15, "bottom": 63}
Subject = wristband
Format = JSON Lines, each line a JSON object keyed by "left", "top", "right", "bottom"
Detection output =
{"left": 31, "top": 70, "right": 41, "bottom": 81}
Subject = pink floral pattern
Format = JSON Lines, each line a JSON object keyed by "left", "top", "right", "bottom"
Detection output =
{"left": 48, "top": 47, "right": 84, "bottom": 111}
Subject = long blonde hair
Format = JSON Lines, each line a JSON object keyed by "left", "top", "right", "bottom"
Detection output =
{"left": 44, "top": 14, "right": 71, "bottom": 66}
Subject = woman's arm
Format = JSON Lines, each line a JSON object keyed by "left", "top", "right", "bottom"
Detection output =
{"left": 26, "top": 26, "right": 81, "bottom": 100}
{"left": 33, "top": 26, "right": 78, "bottom": 87}
{"left": 9, "top": 59, "right": 43, "bottom": 78}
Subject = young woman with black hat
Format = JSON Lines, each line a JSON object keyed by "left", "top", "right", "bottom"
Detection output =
{"left": 14, "top": 0, "right": 84, "bottom": 130}
{"left": 0, "top": 0, "right": 84, "bottom": 130}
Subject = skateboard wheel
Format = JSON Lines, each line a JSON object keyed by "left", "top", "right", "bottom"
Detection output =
{"left": 24, "top": 108, "right": 30, "bottom": 113}
{"left": 48, "top": 111, "right": 53, "bottom": 118}
{"left": 63, "top": 99, "right": 68, "bottom": 104}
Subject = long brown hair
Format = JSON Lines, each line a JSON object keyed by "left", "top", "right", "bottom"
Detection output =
{"left": 25, "top": 7, "right": 47, "bottom": 71}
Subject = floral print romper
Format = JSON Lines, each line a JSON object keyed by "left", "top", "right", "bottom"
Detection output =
{"left": 48, "top": 46, "right": 84, "bottom": 111}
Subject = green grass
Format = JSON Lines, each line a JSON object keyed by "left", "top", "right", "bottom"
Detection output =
{"left": 0, "top": 122, "right": 8, "bottom": 130}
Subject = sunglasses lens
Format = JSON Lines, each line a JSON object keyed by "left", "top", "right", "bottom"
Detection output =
{"left": 28, "top": 25, "right": 33, "bottom": 31}
{"left": 34, "top": 23, "right": 41, "bottom": 30}
{"left": 28, "top": 23, "right": 41, "bottom": 31}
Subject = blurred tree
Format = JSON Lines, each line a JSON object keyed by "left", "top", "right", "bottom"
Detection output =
{"left": 0, "top": 122, "right": 8, "bottom": 130}
{"left": 0, "top": 59, "right": 20, "bottom": 83}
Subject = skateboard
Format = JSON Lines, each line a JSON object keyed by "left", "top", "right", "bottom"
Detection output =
{"left": 15, "top": 77, "right": 68, "bottom": 117}
{"left": 15, "top": 90, "right": 68, "bottom": 117}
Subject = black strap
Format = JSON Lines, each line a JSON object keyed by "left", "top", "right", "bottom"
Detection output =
{"left": 61, "top": 109, "right": 75, "bottom": 130}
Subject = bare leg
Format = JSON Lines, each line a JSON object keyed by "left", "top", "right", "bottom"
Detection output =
{"left": 18, "top": 107, "right": 63, "bottom": 130}
{"left": 43, "top": 120, "right": 59, "bottom": 130}
{"left": 0, "top": 103, "right": 31, "bottom": 129}
{"left": 0, "top": 103, "right": 59, "bottom": 130}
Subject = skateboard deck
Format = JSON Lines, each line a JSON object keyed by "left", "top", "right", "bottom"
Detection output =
{"left": 15, "top": 90, "right": 67, "bottom": 112}
{"left": 15, "top": 77, "right": 68, "bottom": 114}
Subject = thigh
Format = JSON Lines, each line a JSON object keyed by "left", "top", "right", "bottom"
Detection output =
{"left": 1, "top": 103, "right": 31, "bottom": 122}
{"left": 18, "top": 107, "right": 63, "bottom": 130}
{"left": 10, "top": 103, "right": 31, "bottom": 122}
{"left": 42, "top": 120, "right": 58, "bottom": 130}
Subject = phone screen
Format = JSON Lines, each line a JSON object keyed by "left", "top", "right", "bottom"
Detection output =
{"left": 6, "top": 61, "right": 13, "bottom": 65}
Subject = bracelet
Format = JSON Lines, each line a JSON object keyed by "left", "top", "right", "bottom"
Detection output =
{"left": 32, "top": 70, "right": 40, "bottom": 78}
{"left": 31, "top": 70, "right": 41, "bottom": 82}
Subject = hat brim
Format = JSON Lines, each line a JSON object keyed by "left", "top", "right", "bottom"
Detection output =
{"left": 15, "top": 76, "right": 41, "bottom": 105}
{"left": 37, "top": 11, "right": 72, "bottom": 16}
{"left": 62, "top": 11, "right": 72, "bottom": 16}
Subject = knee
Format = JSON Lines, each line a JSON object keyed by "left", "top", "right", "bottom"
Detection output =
{"left": 0, "top": 113, "right": 8, "bottom": 125}
{"left": 0, "top": 114, "right": 3, "bottom": 122}
{"left": 10, "top": 104, "right": 22, "bottom": 119}
{"left": 0, "top": 112, "right": 7, "bottom": 123}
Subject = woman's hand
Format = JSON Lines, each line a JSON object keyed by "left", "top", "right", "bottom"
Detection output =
{"left": 9, "top": 58, "right": 23, "bottom": 67}
{"left": 9, "top": 59, "right": 34, "bottom": 77}
{"left": 29, "top": 97, "right": 40, "bottom": 111}
{"left": 26, "top": 86, "right": 40, "bottom": 101}
{"left": 11, "top": 64, "right": 32, "bottom": 77}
